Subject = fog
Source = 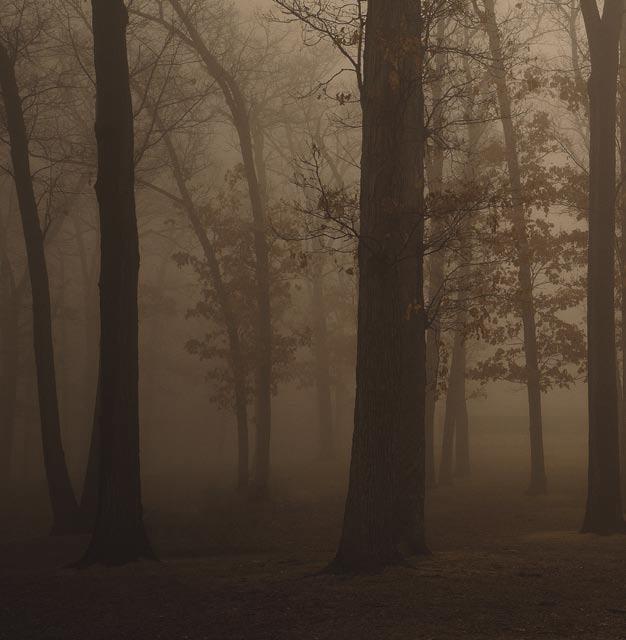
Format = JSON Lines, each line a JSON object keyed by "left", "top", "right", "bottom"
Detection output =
{"left": 1, "top": 1, "right": 624, "bottom": 638}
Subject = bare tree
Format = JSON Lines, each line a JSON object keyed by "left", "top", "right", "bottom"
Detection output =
{"left": 0, "top": 7, "right": 80, "bottom": 532}
{"left": 79, "top": 0, "right": 153, "bottom": 564}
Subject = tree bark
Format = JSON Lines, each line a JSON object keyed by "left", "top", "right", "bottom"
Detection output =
{"left": 80, "top": 0, "right": 153, "bottom": 564}
{"left": 619, "top": 6, "right": 626, "bottom": 512}
{"left": 0, "top": 44, "right": 80, "bottom": 532}
{"left": 581, "top": 0, "right": 625, "bottom": 533}
{"left": 480, "top": 0, "right": 547, "bottom": 495}
{"left": 0, "top": 255, "right": 19, "bottom": 495}
{"left": 333, "top": 0, "right": 427, "bottom": 571}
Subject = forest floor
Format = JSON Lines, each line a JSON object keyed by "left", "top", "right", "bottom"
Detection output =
{"left": 2, "top": 460, "right": 626, "bottom": 639}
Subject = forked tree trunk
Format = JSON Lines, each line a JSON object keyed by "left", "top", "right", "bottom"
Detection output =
{"left": 333, "top": 0, "right": 427, "bottom": 571}
{"left": 159, "top": 126, "right": 250, "bottom": 491}
{"left": 479, "top": 0, "right": 547, "bottom": 495}
{"left": 168, "top": 0, "right": 272, "bottom": 498}
{"left": 581, "top": 0, "right": 625, "bottom": 533}
{"left": 0, "top": 44, "right": 80, "bottom": 533}
{"left": 80, "top": 0, "right": 153, "bottom": 564}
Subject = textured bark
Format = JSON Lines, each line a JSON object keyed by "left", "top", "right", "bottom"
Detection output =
{"left": 619, "top": 11, "right": 626, "bottom": 511}
{"left": 168, "top": 0, "right": 272, "bottom": 498}
{"left": 581, "top": 0, "right": 625, "bottom": 534}
{"left": 80, "top": 0, "right": 153, "bottom": 564}
{"left": 0, "top": 44, "right": 80, "bottom": 532}
{"left": 334, "top": 0, "right": 427, "bottom": 571}
{"left": 0, "top": 255, "right": 19, "bottom": 494}
{"left": 480, "top": 0, "right": 547, "bottom": 495}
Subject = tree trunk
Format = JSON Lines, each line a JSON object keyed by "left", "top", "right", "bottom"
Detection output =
{"left": 0, "top": 44, "right": 80, "bottom": 533}
{"left": 424, "top": 17, "right": 447, "bottom": 489}
{"left": 439, "top": 329, "right": 465, "bottom": 485}
{"left": 619, "top": 7, "right": 626, "bottom": 512}
{"left": 454, "top": 342, "right": 470, "bottom": 478}
{"left": 159, "top": 127, "right": 250, "bottom": 491}
{"left": 310, "top": 246, "right": 334, "bottom": 461}
{"left": 333, "top": 0, "right": 427, "bottom": 571}
{"left": 480, "top": 0, "right": 547, "bottom": 495}
{"left": 80, "top": 0, "right": 153, "bottom": 564}
{"left": 581, "top": 0, "right": 624, "bottom": 533}
{"left": 0, "top": 256, "right": 19, "bottom": 495}
{"left": 168, "top": 0, "right": 272, "bottom": 499}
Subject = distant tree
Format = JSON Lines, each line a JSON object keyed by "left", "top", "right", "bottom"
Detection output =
{"left": 472, "top": 0, "right": 548, "bottom": 495}
{"left": 0, "top": 5, "right": 80, "bottom": 532}
{"left": 132, "top": 0, "right": 274, "bottom": 498}
{"left": 79, "top": 0, "right": 153, "bottom": 564}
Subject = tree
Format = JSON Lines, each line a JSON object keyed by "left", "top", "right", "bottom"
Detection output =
{"left": 0, "top": 13, "right": 80, "bottom": 532}
{"left": 580, "top": 0, "right": 625, "bottom": 534}
{"left": 620, "top": 7, "right": 626, "bottom": 509}
{"left": 79, "top": 0, "right": 153, "bottom": 564}
{"left": 133, "top": 0, "right": 274, "bottom": 497}
{"left": 333, "top": 0, "right": 427, "bottom": 571}
{"left": 472, "top": 0, "right": 548, "bottom": 496}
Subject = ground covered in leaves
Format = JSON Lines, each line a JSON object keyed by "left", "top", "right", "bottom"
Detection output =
{"left": 2, "top": 450, "right": 626, "bottom": 639}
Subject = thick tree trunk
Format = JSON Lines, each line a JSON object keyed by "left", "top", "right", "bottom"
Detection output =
{"left": 310, "top": 247, "right": 334, "bottom": 460}
{"left": 80, "top": 0, "right": 153, "bottom": 564}
{"left": 481, "top": 0, "right": 547, "bottom": 495}
{"left": 581, "top": 0, "right": 624, "bottom": 533}
{"left": 619, "top": 11, "right": 626, "bottom": 512}
{"left": 334, "top": 0, "right": 427, "bottom": 571}
{"left": 168, "top": 0, "right": 272, "bottom": 498}
{"left": 0, "top": 45, "right": 80, "bottom": 532}
{"left": 0, "top": 257, "right": 19, "bottom": 495}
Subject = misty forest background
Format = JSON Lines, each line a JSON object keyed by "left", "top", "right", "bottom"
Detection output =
{"left": 2, "top": 0, "right": 626, "bottom": 637}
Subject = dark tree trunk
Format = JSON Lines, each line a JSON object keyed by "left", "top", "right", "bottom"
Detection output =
{"left": 424, "top": 17, "right": 447, "bottom": 489}
{"left": 168, "top": 0, "right": 272, "bottom": 498}
{"left": 80, "top": 0, "right": 153, "bottom": 564}
{"left": 0, "top": 256, "right": 19, "bottom": 495}
{"left": 159, "top": 127, "right": 250, "bottom": 491}
{"left": 581, "top": 0, "right": 625, "bottom": 534}
{"left": 439, "top": 329, "right": 465, "bottom": 486}
{"left": 619, "top": 10, "right": 626, "bottom": 511}
{"left": 310, "top": 247, "right": 334, "bottom": 460}
{"left": 454, "top": 342, "right": 470, "bottom": 478}
{"left": 480, "top": 0, "right": 547, "bottom": 496}
{"left": 0, "top": 45, "right": 80, "bottom": 533}
{"left": 333, "top": 0, "right": 427, "bottom": 571}
{"left": 79, "top": 362, "right": 101, "bottom": 530}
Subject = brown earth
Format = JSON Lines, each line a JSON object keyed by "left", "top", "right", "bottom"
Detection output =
{"left": 2, "top": 451, "right": 626, "bottom": 640}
